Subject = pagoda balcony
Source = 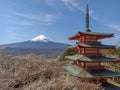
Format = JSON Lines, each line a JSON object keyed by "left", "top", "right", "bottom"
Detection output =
{"left": 84, "top": 41, "right": 101, "bottom": 44}
{"left": 83, "top": 53, "right": 102, "bottom": 56}
{"left": 76, "top": 64, "right": 105, "bottom": 69}
{"left": 75, "top": 60, "right": 105, "bottom": 69}
{"left": 77, "top": 41, "right": 101, "bottom": 44}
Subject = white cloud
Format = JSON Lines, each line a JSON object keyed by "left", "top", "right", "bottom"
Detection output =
{"left": 62, "top": 0, "right": 94, "bottom": 16}
{"left": 20, "top": 21, "right": 33, "bottom": 26}
{"left": 16, "top": 21, "right": 33, "bottom": 26}
{"left": 13, "top": 12, "right": 59, "bottom": 25}
{"left": 45, "top": 0, "right": 56, "bottom": 6}
{"left": 62, "top": 0, "right": 84, "bottom": 11}
{"left": 108, "top": 24, "right": 120, "bottom": 31}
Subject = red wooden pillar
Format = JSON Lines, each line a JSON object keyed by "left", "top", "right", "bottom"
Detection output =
{"left": 97, "top": 48, "right": 98, "bottom": 56}
{"left": 95, "top": 37, "right": 97, "bottom": 43}
{"left": 84, "top": 36, "right": 86, "bottom": 43}
{"left": 77, "top": 46, "right": 80, "bottom": 54}
{"left": 80, "top": 48, "right": 82, "bottom": 55}
{"left": 81, "top": 36, "right": 83, "bottom": 43}
{"left": 84, "top": 48, "right": 86, "bottom": 55}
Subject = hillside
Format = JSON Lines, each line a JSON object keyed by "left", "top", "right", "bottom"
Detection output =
{"left": 0, "top": 52, "right": 103, "bottom": 90}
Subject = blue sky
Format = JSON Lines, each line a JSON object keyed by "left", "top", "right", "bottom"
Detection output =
{"left": 0, "top": 0, "right": 120, "bottom": 45}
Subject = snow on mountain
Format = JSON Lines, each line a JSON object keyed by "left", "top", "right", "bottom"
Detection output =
{"left": 31, "top": 35, "right": 50, "bottom": 42}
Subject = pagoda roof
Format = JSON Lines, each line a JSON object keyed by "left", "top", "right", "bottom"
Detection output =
{"left": 69, "top": 31, "right": 114, "bottom": 40}
{"left": 67, "top": 43, "right": 115, "bottom": 49}
{"left": 64, "top": 65, "right": 92, "bottom": 78}
{"left": 64, "top": 65, "right": 120, "bottom": 78}
{"left": 65, "top": 55, "right": 117, "bottom": 61}
{"left": 79, "top": 31, "right": 113, "bottom": 36}
{"left": 88, "top": 69, "right": 120, "bottom": 77}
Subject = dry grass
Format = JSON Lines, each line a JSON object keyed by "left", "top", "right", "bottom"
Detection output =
{"left": 0, "top": 53, "right": 104, "bottom": 90}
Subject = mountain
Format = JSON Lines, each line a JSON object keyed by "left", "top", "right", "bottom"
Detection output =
{"left": 31, "top": 35, "right": 50, "bottom": 42}
{"left": 0, "top": 35, "right": 69, "bottom": 57}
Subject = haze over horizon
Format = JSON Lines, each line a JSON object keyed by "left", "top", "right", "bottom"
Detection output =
{"left": 0, "top": 0, "right": 120, "bottom": 45}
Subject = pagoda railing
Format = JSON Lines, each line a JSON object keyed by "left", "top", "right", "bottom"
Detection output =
{"left": 83, "top": 53, "right": 102, "bottom": 56}
{"left": 84, "top": 41, "right": 101, "bottom": 44}
{"left": 107, "top": 77, "right": 120, "bottom": 87}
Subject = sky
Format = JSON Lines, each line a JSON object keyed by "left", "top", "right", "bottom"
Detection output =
{"left": 0, "top": 0, "right": 120, "bottom": 45}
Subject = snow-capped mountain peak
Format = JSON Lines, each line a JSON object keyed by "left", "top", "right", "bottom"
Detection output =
{"left": 31, "top": 35, "right": 50, "bottom": 42}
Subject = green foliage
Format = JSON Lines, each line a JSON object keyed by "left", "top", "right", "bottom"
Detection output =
{"left": 115, "top": 47, "right": 120, "bottom": 57}
{"left": 60, "top": 49, "right": 77, "bottom": 61}
{"left": 103, "top": 47, "right": 120, "bottom": 57}
{"left": 103, "top": 50, "right": 114, "bottom": 56}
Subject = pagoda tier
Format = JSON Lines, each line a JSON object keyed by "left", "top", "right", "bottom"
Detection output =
{"left": 64, "top": 65, "right": 120, "bottom": 83}
{"left": 65, "top": 55, "right": 118, "bottom": 69}
{"left": 64, "top": 65, "right": 120, "bottom": 78}
{"left": 67, "top": 43, "right": 115, "bottom": 56}
{"left": 67, "top": 43, "right": 115, "bottom": 49}
{"left": 66, "top": 55, "right": 118, "bottom": 62}
{"left": 69, "top": 31, "right": 114, "bottom": 41}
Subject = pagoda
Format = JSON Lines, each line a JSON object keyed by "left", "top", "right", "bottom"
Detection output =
{"left": 64, "top": 4, "right": 120, "bottom": 85}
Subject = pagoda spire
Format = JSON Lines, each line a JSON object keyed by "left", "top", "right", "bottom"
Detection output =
{"left": 86, "top": 4, "right": 91, "bottom": 32}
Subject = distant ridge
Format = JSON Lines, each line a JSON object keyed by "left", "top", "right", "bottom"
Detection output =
{"left": 0, "top": 35, "right": 69, "bottom": 56}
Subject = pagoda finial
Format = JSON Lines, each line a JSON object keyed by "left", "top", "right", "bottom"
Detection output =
{"left": 86, "top": 4, "right": 91, "bottom": 32}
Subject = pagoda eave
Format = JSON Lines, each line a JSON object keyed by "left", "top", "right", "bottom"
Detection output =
{"left": 77, "top": 44, "right": 115, "bottom": 49}
{"left": 64, "top": 65, "right": 120, "bottom": 78}
{"left": 69, "top": 32, "right": 114, "bottom": 40}
{"left": 65, "top": 55, "right": 118, "bottom": 62}
{"left": 68, "top": 34, "right": 80, "bottom": 40}
{"left": 67, "top": 44, "right": 115, "bottom": 50}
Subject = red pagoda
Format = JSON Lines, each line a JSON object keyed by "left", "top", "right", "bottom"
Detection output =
{"left": 64, "top": 4, "right": 120, "bottom": 85}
